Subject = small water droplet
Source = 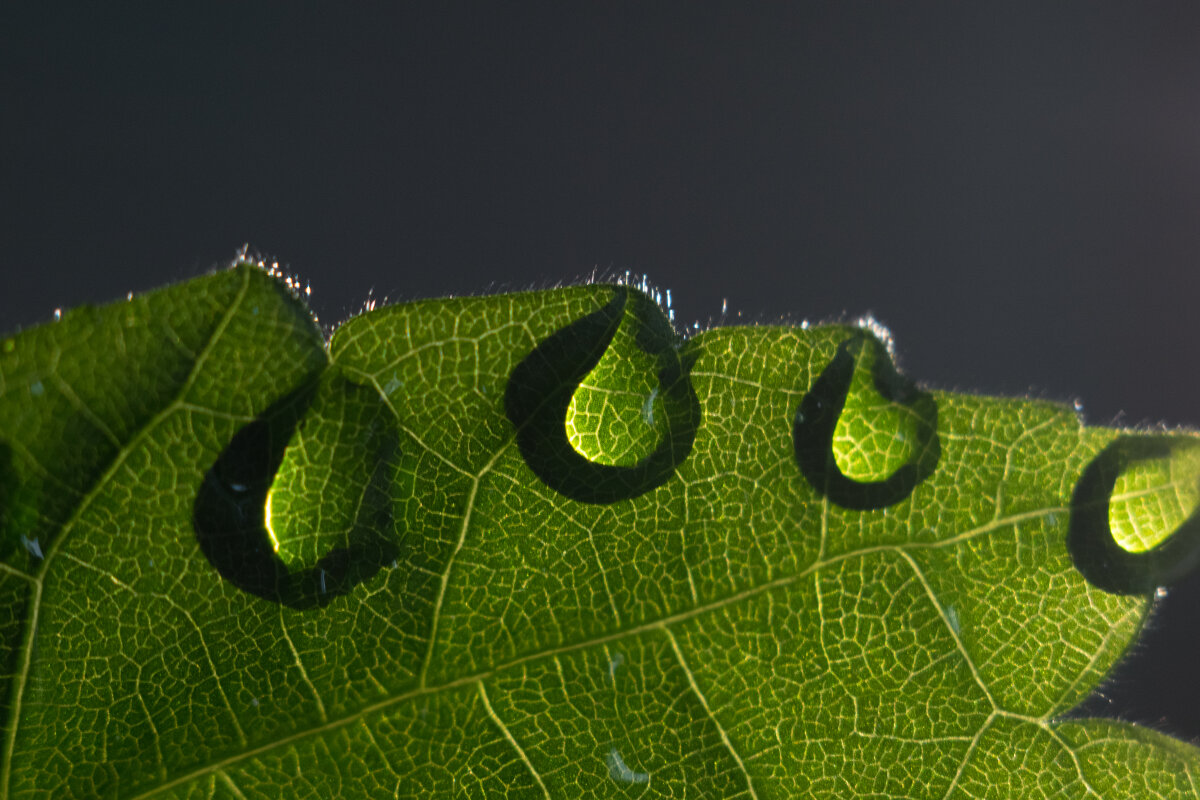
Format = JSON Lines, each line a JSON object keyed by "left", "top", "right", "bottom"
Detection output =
{"left": 383, "top": 377, "right": 402, "bottom": 396}
{"left": 641, "top": 387, "right": 658, "bottom": 427}
{"left": 945, "top": 604, "right": 961, "bottom": 635}
{"left": 608, "top": 652, "right": 625, "bottom": 680}
{"left": 126, "top": 291, "right": 133, "bottom": 300}
{"left": 606, "top": 748, "right": 649, "bottom": 784}
{"left": 21, "top": 536, "right": 43, "bottom": 560}
{"left": 319, "top": 568, "right": 327, "bottom": 594}
{"left": 53, "top": 308, "right": 61, "bottom": 321}
{"left": 250, "top": 697, "right": 260, "bottom": 707}
{"left": 29, "top": 380, "right": 44, "bottom": 397}
{"left": 229, "top": 483, "right": 247, "bottom": 493}
{"left": 721, "top": 298, "right": 728, "bottom": 315}
{"left": 1073, "top": 398, "right": 1084, "bottom": 413}
{"left": 1046, "top": 513, "right": 1058, "bottom": 527}
{"left": 1156, "top": 587, "right": 1169, "bottom": 600}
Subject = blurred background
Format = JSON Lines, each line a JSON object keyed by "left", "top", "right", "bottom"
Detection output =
{"left": 3, "top": 4, "right": 1199, "bottom": 739}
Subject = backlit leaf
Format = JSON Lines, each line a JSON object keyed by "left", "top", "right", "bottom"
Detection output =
{"left": 0, "top": 263, "right": 1197, "bottom": 798}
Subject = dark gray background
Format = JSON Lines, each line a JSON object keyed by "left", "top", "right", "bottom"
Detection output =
{"left": 3, "top": 5, "right": 1198, "bottom": 739}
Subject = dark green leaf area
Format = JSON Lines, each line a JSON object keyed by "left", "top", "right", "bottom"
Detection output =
{"left": 2, "top": 271, "right": 1199, "bottom": 798}
{"left": 0, "top": 267, "right": 320, "bottom": 568}
{"left": 0, "top": 266, "right": 331, "bottom": 798}
{"left": 0, "top": 577, "right": 29, "bottom": 743}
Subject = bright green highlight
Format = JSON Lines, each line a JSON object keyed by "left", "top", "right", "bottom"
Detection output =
{"left": 831, "top": 336, "right": 919, "bottom": 481}
{"left": 565, "top": 304, "right": 665, "bottom": 466}
{"left": 1109, "top": 440, "right": 1200, "bottom": 553}
{"left": 267, "top": 368, "right": 398, "bottom": 571}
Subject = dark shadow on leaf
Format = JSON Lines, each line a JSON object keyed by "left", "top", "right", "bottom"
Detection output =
{"left": 793, "top": 332, "right": 940, "bottom": 510}
{"left": 192, "top": 385, "right": 400, "bottom": 609}
{"left": 505, "top": 287, "right": 700, "bottom": 504}
{"left": 1068, "top": 435, "right": 1200, "bottom": 595}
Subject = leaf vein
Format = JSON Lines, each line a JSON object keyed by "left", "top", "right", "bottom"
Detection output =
{"left": 895, "top": 549, "right": 997, "bottom": 711}
{"left": 418, "top": 475, "right": 481, "bottom": 689}
{"left": 279, "top": 606, "right": 328, "bottom": 724}
{"left": 938, "top": 713, "right": 995, "bottom": 800}
{"left": 476, "top": 680, "right": 551, "bottom": 800}
{"left": 217, "top": 769, "right": 249, "bottom": 800}
{"left": 125, "top": 506, "right": 1066, "bottom": 798}
{"left": 0, "top": 268, "right": 256, "bottom": 799}
{"left": 663, "top": 625, "right": 760, "bottom": 800}
{"left": 1044, "top": 724, "right": 1102, "bottom": 798}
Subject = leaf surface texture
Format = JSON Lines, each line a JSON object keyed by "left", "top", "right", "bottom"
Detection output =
{"left": 0, "top": 266, "right": 1197, "bottom": 798}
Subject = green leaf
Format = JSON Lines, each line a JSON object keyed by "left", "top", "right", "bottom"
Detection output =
{"left": 1, "top": 263, "right": 1198, "bottom": 798}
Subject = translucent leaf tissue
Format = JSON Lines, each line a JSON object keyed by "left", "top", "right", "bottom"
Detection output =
{"left": 1, "top": 262, "right": 1198, "bottom": 798}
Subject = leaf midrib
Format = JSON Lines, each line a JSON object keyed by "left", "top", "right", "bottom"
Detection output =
{"left": 125, "top": 504, "right": 1068, "bottom": 800}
